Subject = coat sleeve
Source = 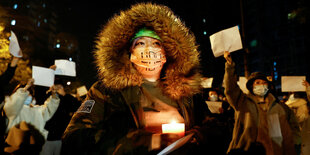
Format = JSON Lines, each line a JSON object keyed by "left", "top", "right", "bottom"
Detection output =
{"left": 223, "top": 62, "right": 246, "bottom": 110}
{"left": 279, "top": 102, "right": 301, "bottom": 145}
{"left": 4, "top": 88, "right": 29, "bottom": 120}
{"left": 61, "top": 82, "right": 107, "bottom": 155}
{"left": 40, "top": 95, "right": 60, "bottom": 122}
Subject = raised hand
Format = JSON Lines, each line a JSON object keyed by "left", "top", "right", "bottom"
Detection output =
{"left": 302, "top": 80, "right": 310, "bottom": 88}
{"left": 24, "top": 78, "right": 34, "bottom": 91}
{"left": 224, "top": 51, "right": 232, "bottom": 65}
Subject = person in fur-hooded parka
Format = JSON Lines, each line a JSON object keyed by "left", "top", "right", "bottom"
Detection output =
{"left": 94, "top": 3, "right": 201, "bottom": 99}
{"left": 62, "top": 3, "right": 212, "bottom": 155}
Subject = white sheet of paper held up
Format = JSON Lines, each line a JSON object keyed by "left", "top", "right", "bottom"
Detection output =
{"left": 54, "top": 59, "right": 76, "bottom": 77}
{"left": 32, "top": 66, "right": 55, "bottom": 87}
{"left": 201, "top": 77, "right": 213, "bottom": 88}
{"left": 77, "top": 85, "right": 88, "bottom": 96}
{"left": 281, "top": 76, "right": 306, "bottom": 92}
{"left": 9, "top": 31, "right": 23, "bottom": 58}
{"left": 209, "top": 25, "right": 243, "bottom": 57}
{"left": 205, "top": 101, "right": 222, "bottom": 114}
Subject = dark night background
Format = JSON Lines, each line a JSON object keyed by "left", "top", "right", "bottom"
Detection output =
{"left": 59, "top": 0, "right": 242, "bottom": 88}
{"left": 1, "top": 0, "right": 309, "bottom": 93}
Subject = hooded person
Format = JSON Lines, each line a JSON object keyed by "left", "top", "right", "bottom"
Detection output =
{"left": 61, "top": 3, "right": 213, "bottom": 155}
{"left": 223, "top": 51, "right": 301, "bottom": 155}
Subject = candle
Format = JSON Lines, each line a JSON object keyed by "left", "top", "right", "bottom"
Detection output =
{"left": 162, "top": 121, "right": 185, "bottom": 136}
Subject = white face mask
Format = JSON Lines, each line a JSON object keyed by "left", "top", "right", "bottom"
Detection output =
{"left": 209, "top": 95, "right": 218, "bottom": 101}
{"left": 253, "top": 85, "right": 269, "bottom": 97}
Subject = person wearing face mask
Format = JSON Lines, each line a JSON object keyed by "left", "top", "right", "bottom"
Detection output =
{"left": 209, "top": 90, "right": 219, "bottom": 102}
{"left": 223, "top": 51, "right": 301, "bottom": 155}
{"left": 62, "top": 3, "right": 213, "bottom": 155}
{"left": 3, "top": 78, "right": 60, "bottom": 154}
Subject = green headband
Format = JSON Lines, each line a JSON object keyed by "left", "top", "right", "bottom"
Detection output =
{"left": 131, "top": 28, "right": 161, "bottom": 41}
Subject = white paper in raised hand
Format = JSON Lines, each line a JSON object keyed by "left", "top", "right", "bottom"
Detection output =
{"left": 205, "top": 101, "right": 222, "bottom": 114}
{"left": 209, "top": 25, "right": 243, "bottom": 57}
{"left": 54, "top": 59, "right": 76, "bottom": 77}
{"left": 281, "top": 76, "right": 306, "bottom": 92}
{"left": 32, "top": 66, "right": 55, "bottom": 87}
{"left": 9, "top": 31, "right": 23, "bottom": 58}
{"left": 201, "top": 77, "right": 213, "bottom": 88}
{"left": 77, "top": 85, "right": 88, "bottom": 96}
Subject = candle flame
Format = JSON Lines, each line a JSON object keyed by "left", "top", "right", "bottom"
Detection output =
{"left": 170, "top": 120, "right": 177, "bottom": 124}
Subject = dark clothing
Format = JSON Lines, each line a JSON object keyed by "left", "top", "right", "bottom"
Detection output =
{"left": 62, "top": 81, "right": 212, "bottom": 155}
{"left": 3, "top": 121, "right": 45, "bottom": 155}
{"left": 0, "top": 65, "right": 16, "bottom": 154}
{"left": 62, "top": 3, "right": 207, "bottom": 155}
{"left": 0, "top": 65, "right": 17, "bottom": 103}
{"left": 44, "top": 94, "right": 80, "bottom": 141}
{"left": 34, "top": 86, "right": 50, "bottom": 106}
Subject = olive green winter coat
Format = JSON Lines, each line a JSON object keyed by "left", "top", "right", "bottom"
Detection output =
{"left": 224, "top": 62, "right": 301, "bottom": 155}
{"left": 62, "top": 3, "right": 211, "bottom": 155}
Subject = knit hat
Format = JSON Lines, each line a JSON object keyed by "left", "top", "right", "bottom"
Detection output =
{"left": 246, "top": 72, "right": 271, "bottom": 94}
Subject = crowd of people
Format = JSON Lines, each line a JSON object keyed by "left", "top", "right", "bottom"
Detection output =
{"left": 1, "top": 2, "right": 310, "bottom": 155}
{"left": 0, "top": 56, "right": 82, "bottom": 154}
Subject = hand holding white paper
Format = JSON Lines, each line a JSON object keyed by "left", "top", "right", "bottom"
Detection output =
{"left": 281, "top": 76, "right": 306, "bottom": 92}
{"left": 54, "top": 59, "right": 76, "bottom": 77}
{"left": 209, "top": 26, "right": 243, "bottom": 57}
{"left": 32, "top": 66, "right": 55, "bottom": 87}
{"left": 9, "top": 31, "right": 23, "bottom": 58}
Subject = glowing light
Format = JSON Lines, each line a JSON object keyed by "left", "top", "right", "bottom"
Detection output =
{"left": 69, "top": 57, "right": 72, "bottom": 61}
{"left": 250, "top": 40, "right": 257, "bottom": 47}
{"left": 162, "top": 121, "right": 185, "bottom": 136}
{"left": 203, "top": 31, "right": 207, "bottom": 35}
{"left": 67, "top": 81, "right": 71, "bottom": 85}
{"left": 11, "top": 20, "right": 16, "bottom": 26}
{"left": 13, "top": 4, "right": 18, "bottom": 9}
{"left": 56, "top": 43, "right": 60, "bottom": 48}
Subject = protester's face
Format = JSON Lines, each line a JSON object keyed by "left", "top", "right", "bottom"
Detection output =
{"left": 253, "top": 79, "right": 268, "bottom": 87}
{"left": 208, "top": 90, "right": 219, "bottom": 101}
{"left": 252, "top": 79, "right": 269, "bottom": 97}
{"left": 208, "top": 91, "right": 218, "bottom": 97}
{"left": 130, "top": 37, "right": 166, "bottom": 77}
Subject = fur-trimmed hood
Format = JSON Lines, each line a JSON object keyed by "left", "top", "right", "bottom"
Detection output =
{"left": 94, "top": 3, "right": 202, "bottom": 100}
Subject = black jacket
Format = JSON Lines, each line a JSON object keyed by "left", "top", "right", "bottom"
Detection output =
{"left": 44, "top": 94, "right": 80, "bottom": 141}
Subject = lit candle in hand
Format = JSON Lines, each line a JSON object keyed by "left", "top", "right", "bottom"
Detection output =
{"left": 162, "top": 121, "right": 185, "bottom": 137}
